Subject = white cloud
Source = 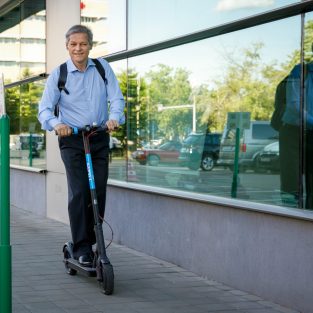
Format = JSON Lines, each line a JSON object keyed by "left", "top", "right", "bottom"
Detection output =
{"left": 216, "top": 0, "right": 274, "bottom": 11}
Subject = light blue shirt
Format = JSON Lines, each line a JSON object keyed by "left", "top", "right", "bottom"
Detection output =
{"left": 38, "top": 58, "right": 125, "bottom": 130}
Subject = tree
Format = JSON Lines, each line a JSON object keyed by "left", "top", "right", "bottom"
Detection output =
{"left": 5, "top": 68, "right": 45, "bottom": 135}
{"left": 116, "top": 68, "right": 148, "bottom": 150}
{"left": 145, "top": 64, "right": 193, "bottom": 139}
{"left": 202, "top": 42, "right": 294, "bottom": 131}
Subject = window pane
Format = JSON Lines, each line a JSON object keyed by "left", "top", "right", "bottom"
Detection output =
{"left": 127, "top": 16, "right": 302, "bottom": 209}
{"left": 81, "top": 0, "right": 126, "bottom": 57}
{"left": 0, "top": 0, "right": 46, "bottom": 82}
{"left": 108, "top": 60, "right": 127, "bottom": 181}
{"left": 6, "top": 79, "right": 46, "bottom": 169}
{"left": 128, "top": 0, "right": 299, "bottom": 49}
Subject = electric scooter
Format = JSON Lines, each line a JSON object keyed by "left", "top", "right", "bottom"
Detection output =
{"left": 63, "top": 123, "right": 114, "bottom": 295}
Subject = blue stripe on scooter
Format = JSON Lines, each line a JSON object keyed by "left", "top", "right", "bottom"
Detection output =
{"left": 85, "top": 154, "right": 96, "bottom": 190}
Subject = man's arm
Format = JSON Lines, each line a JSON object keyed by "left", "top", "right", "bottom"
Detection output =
{"left": 38, "top": 68, "right": 62, "bottom": 131}
{"left": 99, "top": 59, "right": 125, "bottom": 129}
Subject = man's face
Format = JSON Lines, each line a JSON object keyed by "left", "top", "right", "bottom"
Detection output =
{"left": 66, "top": 33, "right": 91, "bottom": 67}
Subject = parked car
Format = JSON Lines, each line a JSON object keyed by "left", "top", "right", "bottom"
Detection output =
{"left": 179, "top": 132, "right": 222, "bottom": 171}
{"left": 217, "top": 121, "right": 278, "bottom": 171}
{"left": 255, "top": 141, "right": 280, "bottom": 173}
{"left": 131, "top": 141, "right": 182, "bottom": 166}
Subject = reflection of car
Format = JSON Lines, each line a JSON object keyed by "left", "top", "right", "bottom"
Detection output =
{"left": 255, "top": 141, "right": 280, "bottom": 173}
{"left": 217, "top": 121, "right": 278, "bottom": 171}
{"left": 179, "top": 133, "right": 222, "bottom": 171}
{"left": 131, "top": 141, "right": 182, "bottom": 166}
{"left": 19, "top": 134, "right": 45, "bottom": 151}
{"left": 10, "top": 134, "right": 42, "bottom": 158}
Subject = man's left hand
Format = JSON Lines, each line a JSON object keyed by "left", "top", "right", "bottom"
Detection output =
{"left": 106, "top": 119, "right": 119, "bottom": 132}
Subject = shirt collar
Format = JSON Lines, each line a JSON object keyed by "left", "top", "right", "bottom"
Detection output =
{"left": 66, "top": 58, "right": 95, "bottom": 72}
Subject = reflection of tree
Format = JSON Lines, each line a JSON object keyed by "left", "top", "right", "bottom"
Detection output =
{"left": 115, "top": 41, "right": 298, "bottom": 146}
{"left": 146, "top": 64, "right": 193, "bottom": 139}
{"left": 202, "top": 42, "right": 295, "bottom": 131}
{"left": 116, "top": 68, "right": 148, "bottom": 150}
{"left": 5, "top": 68, "right": 45, "bottom": 134}
{"left": 5, "top": 86, "right": 20, "bottom": 134}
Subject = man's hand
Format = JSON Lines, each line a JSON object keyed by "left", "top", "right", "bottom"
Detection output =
{"left": 54, "top": 123, "right": 72, "bottom": 137}
{"left": 106, "top": 119, "right": 119, "bottom": 132}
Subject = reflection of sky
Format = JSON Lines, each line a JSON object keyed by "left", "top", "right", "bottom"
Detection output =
{"left": 128, "top": 0, "right": 298, "bottom": 49}
{"left": 128, "top": 15, "right": 301, "bottom": 87}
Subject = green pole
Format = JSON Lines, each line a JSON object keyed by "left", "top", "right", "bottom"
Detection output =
{"left": 231, "top": 127, "right": 240, "bottom": 198}
{"left": 0, "top": 115, "right": 12, "bottom": 313}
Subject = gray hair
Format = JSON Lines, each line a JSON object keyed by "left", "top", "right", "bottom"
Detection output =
{"left": 65, "top": 25, "right": 93, "bottom": 48}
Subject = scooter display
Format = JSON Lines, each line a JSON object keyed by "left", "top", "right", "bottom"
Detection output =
{"left": 62, "top": 124, "right": 114, "bottom": 295}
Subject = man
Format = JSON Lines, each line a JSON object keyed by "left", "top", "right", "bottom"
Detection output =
{"left": 38, "top": 25, "right": 125, "bottom": 266}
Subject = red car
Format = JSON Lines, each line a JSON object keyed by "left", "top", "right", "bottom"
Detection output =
{"left": 131, "top": 141, "right": 182, "bottom": 166}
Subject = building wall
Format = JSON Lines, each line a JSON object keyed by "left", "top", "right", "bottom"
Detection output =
{"left": 10, "top": 168, "right": 46, "bottom": 216}
{"left": 105, "top": 185, "right": 313, "bottom": 313}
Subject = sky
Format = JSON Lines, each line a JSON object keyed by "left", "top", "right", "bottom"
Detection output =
{"left": 116, "top": 0, "right": 303, "bottom": 87}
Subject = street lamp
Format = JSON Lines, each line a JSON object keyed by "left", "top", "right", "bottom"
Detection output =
{"left": 157, "top": 101, "right": 196, "bottom": 132}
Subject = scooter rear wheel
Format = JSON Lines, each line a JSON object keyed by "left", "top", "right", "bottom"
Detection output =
{"left": 100, "top": 263, "right": 114, "bottom": 295}
{"left": 64, "top": 247, "right": 77, "bottom": 276}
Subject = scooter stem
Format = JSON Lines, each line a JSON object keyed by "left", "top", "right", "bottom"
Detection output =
{"left": 82, "top": 131, "right": 110, "bottom": 264}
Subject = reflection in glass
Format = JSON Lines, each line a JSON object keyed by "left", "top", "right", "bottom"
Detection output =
{"left": 81, "top": 0, "right": 126, "bottom": 57}
{"left": 129, "top": 0, "right": 298, "bottom": 49}
{"left": 107, "top": 60, "right": 127, "bottom": 181}
{"left": 126, "top": 16, "right": 302, "bottom": 208}
{"left": 5, "top": 79, "right": 46, "bottom": 169}
{"left": 0, "top": 0, "right": 46, "bottom": 82}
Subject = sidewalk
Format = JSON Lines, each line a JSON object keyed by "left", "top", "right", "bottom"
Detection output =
{"left": 11, "top": 205, "right": 299, "bottom": 313}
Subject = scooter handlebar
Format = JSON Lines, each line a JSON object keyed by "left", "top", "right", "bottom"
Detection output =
{"left": 71, "top": 124, "right": 108, "bottom": 134}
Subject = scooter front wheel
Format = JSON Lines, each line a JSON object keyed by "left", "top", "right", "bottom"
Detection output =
{"left": 100, "top": 263, "right": 114, "bottom": 295}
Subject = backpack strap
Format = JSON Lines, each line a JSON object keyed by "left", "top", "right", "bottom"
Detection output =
{"left": 57, "top": 62, "right": 70, "bottom": 95}
{"left": 92, "top": 58, "right": 107, "bottom": 84}
{"left": 55, "top": 62, "right": 69, "bottom": 117}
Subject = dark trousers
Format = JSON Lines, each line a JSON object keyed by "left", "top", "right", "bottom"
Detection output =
{"left": 58, "top": 132, "right": 110, "bottom": 258}
{"left": 279, "top": 125, "right": 313, "bottom": 209}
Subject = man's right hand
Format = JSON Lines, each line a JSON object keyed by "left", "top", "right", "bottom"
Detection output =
{"left": 54, "top": 123, "right": 72, "bottom": 137}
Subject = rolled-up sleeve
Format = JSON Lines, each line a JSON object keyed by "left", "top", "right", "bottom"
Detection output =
{"left": 100, "top": 59, "right": 125, "bottom": 125}
{"left": 38, "top": 69, "right": 61, "bottom": 131}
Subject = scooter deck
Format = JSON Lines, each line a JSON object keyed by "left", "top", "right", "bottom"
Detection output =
{"left": 63, "top": 258, "right": 97, "bottom": 277}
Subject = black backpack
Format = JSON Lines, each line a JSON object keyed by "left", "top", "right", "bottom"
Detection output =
{"left": 54, "top": 58, "right": 107, "bottom": 117}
